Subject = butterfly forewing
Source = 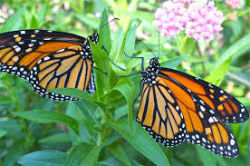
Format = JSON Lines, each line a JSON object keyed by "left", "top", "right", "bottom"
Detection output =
{"left": 160, "top": 68, "right": 248, "bottom": 123}
{"left": 0, "top": 29, "right": 97, "bottom": 101}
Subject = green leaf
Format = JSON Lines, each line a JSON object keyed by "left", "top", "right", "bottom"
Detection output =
{"left": 74, "top": 101, "right": 100, "bottom": 133}
{"left": 12, "top": 110, "right": 79, "bottom": 134}
{"left": 177, "top": 36, "right": 195, "bottom": 55}
{"left": 0, "top": 96, "right": 13, "bottom": 104}
{"left": 113, "top": 79, "right": 136, "bottom": 128}
{"left": 30, "top": 15, "right": 40, "bottom": 29}
{"left": 161, "top": 56, "right": 189, "bottom": 68}
{"left": 125, "top": 25, "right": 136, "bottom": 57}
{"left": 37, "top": 4, "right": 47, "bottom": 27}
{"left": 66, "top": 142, "right": 103, "bottom": 166}
{"left": 48, "top": 88, "right": 94, "bottom": 101}
{"left": 109, "top": 28, "right": 126, "bottom": 72}
{"left": 39, "top": 133, "right": 71, "bottom": 143}
{"left": 18, "top": 150, "right": 66, "bottom": 166}
{"left": 90, "top": 40, "right": 109, "bottom": 72}
{"left": 98, "top": 9, "right": 111, "bottom": 52}
{"left": 215, "top": 32, "right": 250, "bottom": 68}
{"left": 0, "top": 7, "right": 26, "bottom": 32}
{"left": 108, "top": 143, "right": 133, "bottom": 166}
{"left": 90, "top": 40, "right": 109, "bottom": 97}
{"left": 195, "top": 146, "right": 216, "bottom": 166}
{"left": 66, "top": 102, "right": 92, "bottom": 144}
{"left": 75, "top": 15, "right": 99, "bottom": 29}
{"left": 0, "top": 129, "right": 7, "bottom": 138}
{"left": 0, "top": 120, "right": 22, "bottom": 137}
{"left": 109, "top": 119, "right": 170, "bottom": 166}
{"left": 248, "top": 129, "right": 250, "bottom": 165}
{"left": 205, "top": 57, "right": 232, "bottom": 86}
{"left": 70, "top": 0, "right": 85, "bottom": 14}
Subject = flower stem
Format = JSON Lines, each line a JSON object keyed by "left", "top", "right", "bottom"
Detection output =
{"left": 196, "top": 43, "right": 207, "bottom": 77}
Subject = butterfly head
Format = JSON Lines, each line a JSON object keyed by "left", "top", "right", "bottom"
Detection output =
{"left": 88, "top": 31, "right": 99, "bottom": 44}
{"left": 149, "top": 57, "right": 160, "bottom": 67}
{"left": 141, "top": 58, "right": 160, "bottom": 86}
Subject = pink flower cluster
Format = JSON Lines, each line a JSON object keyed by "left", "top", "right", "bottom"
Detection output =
{"left": 225, "top": 0, "right": 241, "bottom": 9}
{"left": 153, "top": 0, "right": 224, "bottom": 42}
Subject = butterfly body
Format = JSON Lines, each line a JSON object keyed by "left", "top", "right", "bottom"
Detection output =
{"left": 137, "top": 57, "right": 248, "bottom": 158}
{"left": 0, "top": 30, "right": 99, "bottom": 101}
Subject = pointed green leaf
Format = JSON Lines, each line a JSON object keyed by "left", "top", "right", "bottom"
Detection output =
{"left": 66, "top": 142, "right": 103, "bottom": 166}
{"left": 12, "top": 110, "right": 79, "bottom": 134}
{"left": 161, "top": 56, "right": 189, "bottom": 68}
{"left": 113, "top": 79, "right": 136, "bottom": 128}
{"left": 205, "top": 57, "right": 232, "bottom": 86}
{"left": 109, "top": 28, "right": 126, "bottom": 72}
{"left": 48, "top": 88, "right": 95, "bottom": 102}
{"left": 18, "top": 150, "right": 66, "bottom": 166}
{"left": 98, "top": 9, "right": 111, "bottom": 51}
{"left": 0, "top": 129, "right": 7, "bottom": 138}
{"left": 109, "top": 119, "right": 170, "bottom": 166}
{"left": 125, "top": 25, "right": 136, "bottom": 57}
{"left": 39, "top": 133, "right": 71, "bottom": 143}
{"left": 108, "top": 144, "right": 133, "bottom": 166}
{"left": 0, "top": 7, "right": 26, "bottom": 32}
{"left": 215, "top": 32, "right": 250, "bottom": 68}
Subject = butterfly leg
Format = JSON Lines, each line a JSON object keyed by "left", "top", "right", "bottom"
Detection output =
{"left": 93, "top": 66, "right": 108, "bottom": 75}
{"left": 123, "top": 52, "right": 145, "bottom": 72}
{"left": 101, "top": 46, "right": 125, "bottom": 71}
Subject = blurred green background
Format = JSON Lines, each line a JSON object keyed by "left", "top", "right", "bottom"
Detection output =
{"left": 0, "top": 0, "right": 249, "bottom": 166}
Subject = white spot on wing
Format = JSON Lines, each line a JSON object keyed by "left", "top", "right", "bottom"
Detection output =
{"left": 208, "top": 117, "right": 214, "bottom": 123}
{"left": 44, "top": 57, "right": 50, "bottom": 61}
{"left": 230, "top": 139, "right": 235, "bottom": 145}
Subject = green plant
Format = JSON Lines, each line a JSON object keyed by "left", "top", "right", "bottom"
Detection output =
{"left": 0, "top": 1, "right": 249, "bottom": 166}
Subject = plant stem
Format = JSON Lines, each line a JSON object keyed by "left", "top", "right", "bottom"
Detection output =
{"left": 226, "top": 72, "right": 250, "bottom": 88}
{"left": 196, "top": 43, "right": 207, "bottom": 77}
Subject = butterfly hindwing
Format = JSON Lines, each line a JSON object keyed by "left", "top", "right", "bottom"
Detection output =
{"left": 29, "top": 47, "right": 95, "bottom": 101}
{"left": 137, "top": 82, "right": 186, "bottom": 147}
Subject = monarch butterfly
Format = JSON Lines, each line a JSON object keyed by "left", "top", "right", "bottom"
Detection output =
{"left": 0, "top": 29, "right": 98, "bottom": 101}
{"left": 135, "top": 57, "right": 248, "bottom": 158}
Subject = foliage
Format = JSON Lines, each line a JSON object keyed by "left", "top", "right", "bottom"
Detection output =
{"left": 0, "top": 0, "right": 249, "bottom": 166}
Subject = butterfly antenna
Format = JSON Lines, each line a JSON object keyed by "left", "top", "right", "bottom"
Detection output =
{"left": 136, "top": 39, "right": 157, "bottom": 58}
{"left": 158, "top": 31, "right": 160, "bottom": 58}
{"left": 95, "top": 17, "right": 120, "bottom": 32}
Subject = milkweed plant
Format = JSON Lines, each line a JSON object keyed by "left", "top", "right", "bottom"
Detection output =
{"left": 0, "top": 1, "right": 249, "bottom": 166}
{"left": 153, "top": 0, "right": 224, "bottom": 41}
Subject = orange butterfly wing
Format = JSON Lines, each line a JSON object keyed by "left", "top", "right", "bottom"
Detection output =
{"left": 0, "top": 30, "right": 97, "bottom": 101}
{"left": 156, "top": 73, "right": 239, "bottom": 157}
{"left": 160, "top": 68, "right": 248, "bottom": 123}
{"left": 137, "top": 58, "right": 247, "bottom": 158}
{"left": 137, "top": 83, "right": 186, "bottom": 147}
{"left": 29, "top": 47, "right": 95, "bottom": 101}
